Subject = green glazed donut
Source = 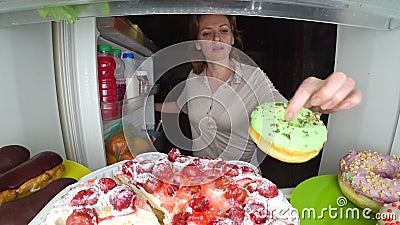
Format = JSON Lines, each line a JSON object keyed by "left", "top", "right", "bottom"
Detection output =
{"left": 249, "top": 102, "right": 328, "bottom": 163}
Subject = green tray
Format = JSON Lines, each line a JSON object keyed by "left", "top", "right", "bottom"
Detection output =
{"left": 290, "top": 174, "right": 377, "bottom": 225}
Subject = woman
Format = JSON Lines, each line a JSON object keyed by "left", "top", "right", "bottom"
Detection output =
{"left": 155, "top": 14, "right": 362, "bottom": 164}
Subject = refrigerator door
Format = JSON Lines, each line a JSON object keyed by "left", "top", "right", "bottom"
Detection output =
{"left": 53, "top": 18, "right": 106, "bottom": 170}
{"left": 0, "top": 22, "right": 65, "bottom": 157}
{"left": 54, "top": 17, "right": 155, "bottom": 171}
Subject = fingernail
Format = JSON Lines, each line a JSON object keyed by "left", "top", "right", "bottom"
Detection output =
{"left": 341, "top": 101, "right": 351, "bottom": 109}
{"left": 311, "top": 97, "right": 322, "bottom": 106}
{"left": 286, "top": 112, "right": 294, "bottom": 121}
{"left": 321, "top": 100, "right": 333, "bottom": 110}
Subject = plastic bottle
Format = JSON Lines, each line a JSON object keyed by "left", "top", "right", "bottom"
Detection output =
{"left": 97, "top": 44, "right": 118, "bottom": 120}
{"left": 122, "top": 53, "right": 139, "bottom": 99}
{"left": 136, "top": 71, "right": 149, "bottom": 95}
{"left": 111, "top": 48, "right": 126, "bottom": 101}
{"left": 122, "top": 53, "right": 136, "bottom": 79}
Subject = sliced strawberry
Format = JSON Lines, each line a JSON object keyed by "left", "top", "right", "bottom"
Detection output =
{"left": 192, "top": 158, "right": 203, "bottom": 166}
{"left": 136, "top": 160, "right": 155, "bottom": 174}
{"left": 189, "top": 194, "right": 209, "bottom": 212}
{"left": 160, "top": 182, "right": 179, "bottom": 196}
{"left": 225, "top": 206, "right": 245, "bottom": 224}
{"left": 241, "top": 165, "right": 256, "bottom": 174}
{"left": 171, "top": 212, "right": 190, "bottom": 225}
{"left": 222, "top": 164, "right": 239, "bottom": 177}
{"left": 181, "top": 163, "right": 202, "bottom": 178}
{"left": 236, "top": 177, "right": 258, "bottom": 187}
{"left": 200, "top": 182, "right": 233, "bottom": 214}
{"left": 213, "top": 160, "right": 226, "bottom": 169}
{"left": 224, "top": 184, "right": 247, "bottom": 205}
{"left": 98, "top": 178, "right": 117, "bottom": 193}
{"left": 121, "top": 161, "right": 134, "bottom": 177}
{"left": 171, "top": 171, "right": 185, "bottom": 186}
{"left": 192, "top": 158, "right": 214, "bottom": 171}
{"left": 170, "top": 186, "right": 200, "bottom": 213}
{"left": 142, "top": 176, "right": 163, "bottom": 194}
{"left": 168, "top": 148, "right": 181, "bottom": 162}
{"left": 245, "top": 183, "right": 257, "bottom": 193}
{"left": 70, "top": 188, "right": 99, "bottom": 206}
{"left": 202, "top": 167, "right": 224, "bottom": 183}
{"left": 257, "top": 181, "right": 279, "bottom": 198}
{"left": 66, "top": 208, "right": 97, "bottom": 225}
{"left": 247, "top": 202, "right": 270, "bottom": 224}
{"left": 109, "top": 186, "right": 136, "bottom": 211}
{"left": 180, "top": 163, "right": 203, "bottom": 185}
{"left": 213, "top": 176, "right": 231, "bottom": 190}
{"left": 153, "top": 162, "right": 173, "bottom": 181}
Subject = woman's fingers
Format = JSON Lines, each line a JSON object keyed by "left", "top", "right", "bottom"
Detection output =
{"left": 286, "top": 72, "right": 361, "bottom": 121}
{"left": 310, "top": 89, "right": 362, "bottom": 114}
{"left": 285, "top": 77, "right": 323, "bottom": 121}
{"left": 339, "top": 89, "right": 362, "bottom": 110}
{"left": 310, "top": 72, "right": 348, "bottom": 109}
{"left": 320, "top": 76, "right": 355, "bottom": 110}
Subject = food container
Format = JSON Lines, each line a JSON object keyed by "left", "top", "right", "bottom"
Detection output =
{"left": 29, "top": 153, "right": 299, "bottom": 225}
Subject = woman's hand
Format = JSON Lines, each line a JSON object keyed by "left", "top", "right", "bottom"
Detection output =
{"left": 285, "top": 72, "right": 362, "bottom": 121}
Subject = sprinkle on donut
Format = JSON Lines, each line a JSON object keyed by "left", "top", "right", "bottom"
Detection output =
{"left": 339, "top": 150, "right": 400, "bottom": 203}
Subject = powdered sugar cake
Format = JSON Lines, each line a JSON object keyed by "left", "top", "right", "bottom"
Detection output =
{"left": 115, "top": 148, "right": 299, "bottom": 225}
{"left": 44, "top": 177, "right": 160, "bottom": 225}
{"left": 40, "top": 149, "right": 298, "bottom": 225}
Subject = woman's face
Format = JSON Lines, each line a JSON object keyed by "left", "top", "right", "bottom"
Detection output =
{"left": 196, "top": 15, "right": 234, "bottom": 62}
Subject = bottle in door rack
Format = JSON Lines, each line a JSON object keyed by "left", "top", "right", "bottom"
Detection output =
{"left": 111, "top": 48, "right": 126, "bottom": 102}
{"left": 122, "top": 53, "right": 139, "bottom": 99}
{"left": 97, "top": 44, "right": 118, "bottom": 120}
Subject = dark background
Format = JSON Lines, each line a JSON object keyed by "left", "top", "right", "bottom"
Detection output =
{"left": 128, "top": 14, "right": 337, "bottom": 188}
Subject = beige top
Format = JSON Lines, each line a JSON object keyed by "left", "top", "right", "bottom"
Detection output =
{"left": 177, "top": 60, "right": 286, "bottom": 164}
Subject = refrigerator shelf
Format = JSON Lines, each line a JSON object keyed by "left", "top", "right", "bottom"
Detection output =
{"left": 97, "top": 16, "right": 158, "bottom": 56}
{"left": 100, "top": 84, "right": 158, "bottom": 122}
{"left": 101, "top": 96, "right": 145, "bottom": 121}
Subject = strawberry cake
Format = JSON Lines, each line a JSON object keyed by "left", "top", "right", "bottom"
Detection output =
{"left": 44, "top": 177, "right": 160, "bottom": 225}
{"left": 115, "top": 149, "right": 298, "bottom": 225}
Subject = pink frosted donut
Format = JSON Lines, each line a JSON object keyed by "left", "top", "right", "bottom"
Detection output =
{"left": 338, "top": 150, "right": 400, "bottom": 213}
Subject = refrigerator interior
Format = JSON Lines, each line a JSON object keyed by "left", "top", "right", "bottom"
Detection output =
{"left": 114, "top": 15, "right": 400, "bottom": 188}
{"left": 129, "top": 14, "right": 338, "bottom": 187}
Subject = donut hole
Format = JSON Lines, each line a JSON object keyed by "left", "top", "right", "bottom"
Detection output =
{"left": 374, "top": 170, "right": 393, "bottom": 179}
{"left": 373, "top": 165, "right": 398, "bottom": 179}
